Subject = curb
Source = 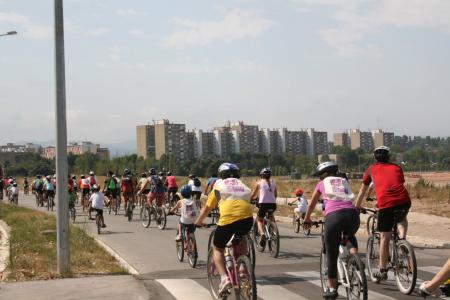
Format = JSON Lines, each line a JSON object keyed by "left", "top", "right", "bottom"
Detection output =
{"left": 0, "top": 219, "right": 11, "bottom": 281}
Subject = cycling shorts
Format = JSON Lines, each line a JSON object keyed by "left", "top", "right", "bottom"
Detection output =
{"left": 141, "top": 189, "right": 150, "bottom": 195}
{"left": 105, "top": 189, "right": 118, "bottom": 198}
{"left": 168, "top": 187, "right": 178, "bottom": 194}
{"left": 257, "top": 203, "right": 277, "bottom": 218}
{"left": 148, "top": 192, "right": 165, "bottom": 206}
{"left": 180, "top": 223, "right": 196, "bottom": 236}
{"left": 192, "top": 191, "right": 202, "bottom": 200}
{"left": 91, "top": 208, "right": 103, "bottom": 216}
{"left": 213, "top": 217, "right": 253, "bottom": 249}
{"left": 122, "top": 191, "right": 134, "bottom": 200}
{"left": 82, "top": 188, "right": 90, "bottom": 197}
{"left": 45, "top": 190, "right": 55, "bottom": 198}
{"left": 377, "top": 202, "right": 411, "bottom": 232}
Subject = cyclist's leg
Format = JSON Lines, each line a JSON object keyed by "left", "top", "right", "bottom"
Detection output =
{"left": 421, "top": 258, "right": 450, "bottom": 293}
{"left": 235, "top": 217, "right": 253, "bottom": 256}
{"left": 396, "top": 202, "right": 411, "bottom": 239}
{"left": 324, "top": 212, "right": 343, "bottom": 290}
{"left": 378, "top": 206, "right": 396, "bottom": 271}
{"left": 342, "top": 209, "right": 360, "bottom": 255}
{"left": 257, "top": 204, "right": 266, "bottom": 235}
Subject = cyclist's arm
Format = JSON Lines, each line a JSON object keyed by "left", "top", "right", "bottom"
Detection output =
{"left": 169, "top": 200, "right": 182, "bottom": 214}
{"left": 354, "top": 183, "right": 369, "bottom": 209}
{"left": 304, "top": 189, "right": 321, "bottom": 223}
{"left": 250, "top": 181, "right": 259, "bottom": 200}
{"left": 195, "top": 192, "right": 216, "bottom": 225}
{"left": 274, "top": 186, "right": 278, "bottom": 198}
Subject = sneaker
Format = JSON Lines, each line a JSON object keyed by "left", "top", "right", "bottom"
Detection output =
{"left": 323, "top": 289, "right": 338, "bottom": 299}
{"left": 374, "top": 269, "right": 388, "bottom": 282}
{"left": 259, "top": 234, "right": 267, "bottom": 247}
{"left": 218, "top": 277, "right": 231, "bottom": 296}
{"left": 418, "top": 282, "right": 432, "bottom": 297}
{"left": 174, "top": 234, "right": 181, "bottom": 241}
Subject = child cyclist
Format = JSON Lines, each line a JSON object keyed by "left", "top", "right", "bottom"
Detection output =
{"left": 68, "top": 185, "right": 76, "bottom": 210}
{"left": 170, "top": 185, "right": 199, "bottom": 241}
{"left": 289, "top": 188, "right": 308, "bottom": 220}
{"left": 89, "top": 184, "right": 106, "bottom": 228}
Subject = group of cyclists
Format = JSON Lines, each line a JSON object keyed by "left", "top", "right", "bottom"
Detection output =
{"left": 1, "top": 144, "right": 449, "bottom": 299}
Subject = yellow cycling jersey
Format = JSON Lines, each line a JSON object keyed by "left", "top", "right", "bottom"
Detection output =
{"left": 206, "top": 178, "right": 253, "bottom": 226}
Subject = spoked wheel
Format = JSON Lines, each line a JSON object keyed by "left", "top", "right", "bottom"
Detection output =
{"left": 366, "top": 235, "right": 381, "bottom": 283}
{"left": 50, "top": 197, "right": 54, "bottom": 211}
{"left": 252, "top": 221, "right": 265, "bottom": 252}
{"left": 247, "top": 234, "right": 256, "bottom": 269}
{"left": 46, "top": 197, "right": 50, "bottom": 211}
{"left": 96, "top": 216, "right": 101, "bottom": 234}
{"left": 70, "top": 208, "right": 76, "bottom": 222}
{"left": 207, "top": 248, "right": 223, "bottom": 300}
{"left": 394, "top": 240, "right": 417, "bottom": 295}
{"left": 346, "top": 254, "right": 368, "bottom": 300}
{"left": 320, "top": 248, "right": 331, "bottom": 293}
{"left": 127, "top": 203, "right": 133, "bottom": 222}
{"left": 301, "top": 219, "right": 311, "bottom": 236}
{"left": 187, "top": 234, "right": 198, "bottom": 268}
{"left": 108, "top": 199, "right": 112, "bottom": 214}
{"left": 268, "top": 220, "right": 280, "bottom": 258}
{"left": 207, "top": 229, "right": 216, "bottom": 251}
{"left": 141, "top": 206, "right": 151, "bottom": 228}
{"left": 157, "top": 207, "right": 167, "bottom": 230}
{"left": 292, "top": 214, "right": 300, "bottom": 233}
{"left": 176, "top": 232, "right": 184, "bottom": 262}
{"left": 366, "top": 215, "right": 376, "bottom": 235}
{"left": 236, "top": 255, "right": 257, "bottom": 300}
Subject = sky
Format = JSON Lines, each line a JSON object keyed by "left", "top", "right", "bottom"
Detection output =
{"left": 1, "top": 0, "right": 450, "bottom": 145}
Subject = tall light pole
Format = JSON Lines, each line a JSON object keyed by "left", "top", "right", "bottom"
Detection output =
{"left": 54, "top": 0, "right": 70, "bottom": 275}
{"left": 0, "top": 31, "right": 17, "bottom": 37}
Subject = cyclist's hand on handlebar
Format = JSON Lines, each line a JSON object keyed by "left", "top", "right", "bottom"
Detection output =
{"left": 303, "top": 217, "right": 312, "bottom": 230}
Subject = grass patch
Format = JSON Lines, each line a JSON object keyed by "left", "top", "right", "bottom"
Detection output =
{"left": 0, "top": 203, "right": 127, "bottom": 281}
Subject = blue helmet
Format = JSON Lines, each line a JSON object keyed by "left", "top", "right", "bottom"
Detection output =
{"left": 180, "top": 185, "right": 192, "bottom": 198}
{"left": 218, "top": 162, "right": 240, "bottom": 179}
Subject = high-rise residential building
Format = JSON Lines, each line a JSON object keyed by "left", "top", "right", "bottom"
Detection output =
{"left": 333, "top": 132, "right": 351, "bottom": 148}
{"left": 260, "top": 129, "right": 283, "bottom": 154}
{"left": 186, "top": 131, "right": 197, "bottom": 160}
{"left": 349, "top": 129, "right": 374, "bottom": 152}
{"left": 154, "top": 119, "right": 187, "bottom": 162}
{"left": 279, "top": 128, "right": 308, "bottom": 155}
{"left": 307, "top": 128, "right": 328, "bottom": 156}
{"left": 200, "top": 131, "right": 217, "bottom": 156}
{"left": 372, "top": 129, "right": 395, "bottom": 148}
{"left": 213, "top": 125, "right": 236, "bottom": 157}
{"left": 136, "top": 124, "right": 155, "bottom": 159}
{"left": 230, "top": 121, "right": 260, "bottom": 153}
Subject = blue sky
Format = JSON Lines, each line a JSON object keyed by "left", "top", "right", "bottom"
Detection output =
{"left": 1, "top": 0, "right": 450, "bottom": 144}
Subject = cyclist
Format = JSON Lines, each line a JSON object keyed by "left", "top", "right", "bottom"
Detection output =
{"left": 121, "top": 169, "right": 134, "bottom": 215}
{"left": 43, "top": 175, "right": 55, "bottom": 202}
{"left": 355, "top": 146, "right": 411, "bottom": 282}
{"left": 33, "top": 175, "right": 44, "bottom": 201}
{"left": 72, "top": 175, "right": 78, "bottom": 195}
{"left": 68, "top": 185, "right": 76, "bottom": 212}
{"left": 165, "top": 171, "right": 178, "bottom": 204}
{"left": 0, "top": 177, "right": 3, "bottom": 200}
{"left": 137, "top": 172, "right": 151, "bottom": 205}
{"left": 8, "top": 182, "right": 19, "bottom": 204}
{"left": 89, "top": 184, "right": 106, "bottom": 228}
{"left": 147, "top": 168, "right": 165, "bottom": 209}
{"left": 23, "top": 177, "right": 29, "bottom": 193}
{"left": 170, "top": 185, "right": 199, "bottom": 241}
{"left": 88, "top": 171, "right": 97, "bottom": 187}
{"left": 79, "top": 175, "right": 91, "bottom": 206}
{"left": 195, "top": 163, "right": 253, "bottom": 296}
{"left": 289, "top": 188, "right": 308, "bottom": 220}
{"left": 251, "top": 167, "right": 278, "bottom": 247}
{"left": 204, "top": 173, "right": 218, "bottom": 196}
{"left": 304, "top": 162, "right": 359, "bottom": 300}
{"left": 188, "top": 174, "right": 202, "bottom": 208}
{"left": 419, "top": 258, "right": 450, "bottom": 297}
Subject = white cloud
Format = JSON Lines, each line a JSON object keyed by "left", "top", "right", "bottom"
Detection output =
{"left": 0, "top": 12, "right": 51, "bottom": 39}
{"left": 86, "top": 27, "right": 109, "bottom": 36}
{"left": 117, "top": 8, "right": 147, "bottom": 16}
{"left": 163, "top": 9, "right": 273, "bottom": 48}
{"left": 296, "top": 0, "right": 450, "bottom": 56}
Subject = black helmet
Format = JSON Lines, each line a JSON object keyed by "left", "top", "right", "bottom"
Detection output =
{"left": 260, "top": 167, "right": 271, "bottom": 178}
{"left": 149, "top": 168, "right": 156, "bottom": 176}
{"left": 123, "top": 168, "right": 131, "bottom": 175}
{"left": 167, "top": 171, "right": 172, "bottom": 176}
{"left": 218, "top": 163, "right": 240, "bottom": 179}
{"left": 313, "top": 162, "right": 339, "bottom": 177}
{"left": 141, "top": 173, "right": 147, "bottom": 178}
{"left": 374, "top": 146, "right": 390, "bottom": 163}
{"left": 158, "top": 171, "right": 164, "bottom": 176}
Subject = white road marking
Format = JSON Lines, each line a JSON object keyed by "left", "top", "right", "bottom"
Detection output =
{"left": 257, "top": 278, "right": 309, "bottom": 300}
{"left": 419, "top": 266, "right": 442, "bottom": 275}
{"left": 156, "top": 279, "right": 211, "bottom": 300}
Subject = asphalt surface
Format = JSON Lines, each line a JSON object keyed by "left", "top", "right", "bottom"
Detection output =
{"left": 13, "top": 194, "right": 450, "bottom": 299}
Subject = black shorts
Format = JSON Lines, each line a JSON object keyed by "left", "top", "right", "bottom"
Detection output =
{"left": 91, "top": 208, "right": 103, "bottom": 216}
{"left": 45, "top": 190, "right": 55, "bottom": 198}
{"left": 378, "top": 202, "right": 411, "bottom": 232}
{"left": 180, "top": 223, "right": 196, "bottom": 235}
{"left": 257, "top": 203, "right": 277, "bottom": 218}
{"left": 141, "top": 189, "right": 150, "bottom": 195}
{"left": 213, "top": 217, "right": 253, "bottom": 249}
{"left": 105, "top": 189, "right": 118, "bottom": 198}
{"left": 82, "top": 188, "right": 90, "bottom": 197}
{"left": 192, "top": 191, "right": 202, "bottom": 200}
{"left": 168, "top": 187, "right": 178, "bottom": 194}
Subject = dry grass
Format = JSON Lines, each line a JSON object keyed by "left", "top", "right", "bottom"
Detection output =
{"left": 0, "top": 203, "right": 127, "bottom": 282}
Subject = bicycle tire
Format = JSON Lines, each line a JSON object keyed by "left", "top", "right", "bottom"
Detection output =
{"left": 127, "top": 204, "right": 133, "bottom": 222}
{"left": 236, "top": 255, "right": 257, "bottom": 300}
{"left": 207, "top": 247, "right": 222, "bottom": 300}
{"left": 141, "top": 206, "right": 151, "bottom": 228}
{"left": 176, "top": 233, "right": 184, "bottom": 262}
{"left": 71, "top": 208, "right": 76, "bottom": 222}
{"left": 346, "top": 254, "right": 368, "bottom": 300}
{"left": 207, "top": 228, "right": 216, "bottom": 251}
{"left": 301, "top": 218, "right": 311, "bottom": 236}
{"left": 108, "top": 198, "right": 112, "bottom": 214}
{"left": 292, "top": 214, "right": 300, "bottom": 233}
{"left": 247, "top": 234, "right": 256, "bottom": 269}
{"left": 114, "top": 197, "right": 119, "bottom": 215}
{"left": 158, "top": 207, "right": 167, "bottom": 230}
{"left": 320, "top": 247, "right": 330, "bottom": 292}
{"left": 46, "top": 196, "right": 50, "bottom": 211}
{"left": 366, "top": 215, "right": 376, "bottom": 235}
{"left": 394, "top": 240, "right": 417, "bottom": 295}
{"left": 96, "top": 216, "right": 101, "bottom": 234}
{"left": 252, "top": 220, "right": 265, "bottom": 252}
{"left": 366, "top": 235, "right": 380, "bottom": 283}
{"left": 188, "top": 234, "right": 198, "bottom": 268}
{"left": 50, "top": 196, "right": 54, "bottom": 211}
{"left": 268, "top": 220, "right": 280, "bottom": 258}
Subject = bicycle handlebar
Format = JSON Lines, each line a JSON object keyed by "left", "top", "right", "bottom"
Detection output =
{"left": 359, "top": 208, "right": 377, "bottom": 214}
{"left": 196, "top": 223, "right": 216, "bottom": 228}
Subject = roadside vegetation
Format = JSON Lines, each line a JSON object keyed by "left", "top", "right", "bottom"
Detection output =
{"left": 0, "top": 203, "right": 127, "bottom": 281}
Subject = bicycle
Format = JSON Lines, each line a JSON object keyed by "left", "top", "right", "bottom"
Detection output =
{"left": 209, "top": 206, "right": 219, "bottom": 225}
{"left": 106, "top": 191, "right": 120, "bottom": 215}
{"left": 125, "top": 196, "right": 135, "bottom": 222}
{"left": 251, "top": 205, "right": 280, "bottom": 258}
{"left": 207, "top": 233, "right": 257, "bottom": 299}
{"left": 365, "top": 208, "right": 417, "bottom": 295}
{"left": 24, "top": 185, "right": 29, "bottom": 195}
{"left": 288, "top": 203, "right": 310, "bottom": 236}
{"left": 69, "top": 205, "right": 76, "bottom": 222}
{"left": 46, "top": 191, "right": 55, "bottom": 211}
{"left": 140, "top": 199, "right": 167, "bottom": 230}
{"left": 312, "top": 220, "right": 368, "bottom": 300}
{"left": 94, "top": 209, "right": 102, "bottom": 234}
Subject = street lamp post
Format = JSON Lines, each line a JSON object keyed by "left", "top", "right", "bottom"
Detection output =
{"left": 0, "top": 31, "right": 17, "bottom": 37}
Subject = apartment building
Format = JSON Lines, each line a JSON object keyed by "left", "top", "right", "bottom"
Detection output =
{"left": 154, "top": 119, "right": 187, "bottom": 162}
{"left": 230, "top": 121, "right": 260, "bottom": 153}
{"left": 350, "top": 129, "right": 374, "bottom": 152}
{"left": 372, "top": 129, "right": 394, "bottom": 148}
{"left": 199, "top": 130, "right": 216, "bottom": 156}
{"left": 213, "top": 126, "right": 236, "bottom": 157}
{"left": 281, "top": 128, "right": 308, "bottom": 155}
{"left": 333, "top": 132, "right": 351, "bottom": 148}
{"left": 136, "top": 124, "right": 155, "bottom": 159}
{"left": 259, "top": 129, "right": 283, "bottom": 154}
{"left": 307, "top": 128, "right": 328, "bottom": 156}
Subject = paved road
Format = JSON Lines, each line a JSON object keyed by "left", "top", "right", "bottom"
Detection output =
{"left": 18, "top": 194, "right": 450, "bottom": 299}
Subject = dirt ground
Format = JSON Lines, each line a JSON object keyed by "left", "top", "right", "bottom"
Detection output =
{"left": 405, "top": 171, "right": 450, "bottom": 187}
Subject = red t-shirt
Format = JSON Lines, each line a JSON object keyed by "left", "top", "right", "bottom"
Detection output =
{"left": 166, "top": 176, "right": 178, "bottom": 188}
{"left": 121, "top": 176, "right": 134, "bottom": 193}
{"left": 363, "top": 162, "right": 410, "bottom": 210}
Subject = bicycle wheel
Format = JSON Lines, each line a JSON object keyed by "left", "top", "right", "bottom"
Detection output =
{"left": 187, "top": 234, "right": 198, "bottom": 268}
{"left": 301, "top": 219, "right": 311, "bottom": 236}
{"left": 46, "top": 196, "right": 50, "bottom": 211}
{"left": 236, "top": 255, "right": 257, "bottom": 300}
{"left": 207, "top": 229, "right": 216, "bottom": 251}
{"left": 346, "top": 254, "right": 368, "bottom": 300}
{"left": 96, "top": 216, "right": 101, "bottom": 234}
{"left": 176, "top": 233, "right": 184, "bottom": 262}
{"left": 141, "top": 206, "right": 151, "bottom": 228}
{"left": 247, "top": 234, "right": 256, "bottom": 269}
{"left": 252, "top": 220, "right": 265, "bottom": 252}
{"left": 320, "top": 247, "right": 330, "bottom": 292}
{"left": 71, "top": 208, "right": 76, "bottom": 222}
{"left": 394, "top": 240, "right": 417, "bottom": 295}
{"left": 366, "top": 215, "right": 375, "bottom": 235}
{"left": 268, "top": 221, "right": 280, "bottom": 258}
{"left": 114, "top": 197, "right": 119, "bottom": 215}
{"left": 207, "top": 247, "right": 222, "bottom": 300}
{"left": 292, "top": 214, "right": 300, "bottom": 233}
{"left": 157, "top": 207, "right": 167, "bottom": 230}
{"left": 50, "top": 196, "right": 54, "bottom": 211}
{"left": 366, "top": 235, "right": 380, "bottom": 283}
{"left": 127, "top": 204, "right": 133, "bottom": 222}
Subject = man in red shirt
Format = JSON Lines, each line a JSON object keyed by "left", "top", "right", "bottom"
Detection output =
{"left": 355, "top": 146, "right": 411, "bottom": 281}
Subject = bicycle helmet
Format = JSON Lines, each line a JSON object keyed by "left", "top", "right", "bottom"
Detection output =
{"left": 188, "top": 174, "right": 195, "bottom": 179}
{"left": 180, "top": 185, "right": 192, "bottom": 198}
{"left": 260, "top": 167, "right": 272, "bottom": 178}
{"left": 159, "top": 171, "right": 164, "bottom": 176}
{"left": 141, "top": 173, "right": 147, "bottom": 177}
{"left": 37, "top": 175, "right": 42, "bottom": 179}
{"left": 89, "top": 171, "right": 94, "bottom": 175}
{"left": 80, "top": 175, "right": 85, "bottom": 178}
{"left": 13, "top": 182, "right": 17, "bottom": 187}
{"left": 149, "top": 168, "right": 156, "bottom": 176}
{"left": 295, "top": 188, "right": 304, "bottom": 196}
{"left": 92, "top": 184, "right": 99, "bottom": 191}
{"left": 313, "top": 162, "right": 339, "bottom": 177}
{"left": 123, "top": 168, "right": 130, "bottom": 175}
{"left": 218, "top": 162, "right": 240, "bottom": 179}
{"left": 167, "top": 171, "right": 172, "bottom": 176}
{"left": 374, "top": 146, "right": 390, "bottom": 163}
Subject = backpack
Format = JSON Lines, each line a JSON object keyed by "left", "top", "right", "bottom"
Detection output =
{"left": 151, "top": 176, "right": 164, "bottom": 193}
{"left": 108, "top": 177, "right": 117, "bottom": 190}
{"left": 35, "top": 179, "right": 43, "bottom": 190}
{"left": 193, "top": 177, "right": 201, "bottom": 187}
